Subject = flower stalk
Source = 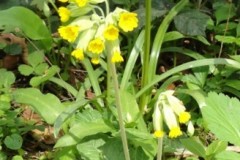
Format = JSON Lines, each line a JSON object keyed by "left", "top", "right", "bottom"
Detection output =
{"left": 106, "top": 43, "right": 131, "bottom": 160}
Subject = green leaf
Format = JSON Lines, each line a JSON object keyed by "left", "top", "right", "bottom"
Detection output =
{"left": 55, "top": 120, "right": 114, "bottom": 147}
{"left": 206, "top": 140, "right": 227, "bottom": 158}
{"left": 174, "top": 10, "right": 210, "bottom": 36}
{"left": 225, "top": 80, "right": 240, "bottom": 89}
{"left": 215, "top": 35, "right": 236, "bottom": 44}
{"left": 34, "top": 63, "right": 49, "bottom": 75}
{"left": 213, "top": 2, "right": 236, "bottom": 25}
{"left": 163, "top": 31, "right": 184, "bottom": 42}
{"left": 100, "top": 138, "right": 125, "bottom": 160}
{"left": 0, "top": 7, "right": 52, "bottom": 50}
{"left": 53, "top": 147, "right": 77, "bottom": 160}
{"left": 125, "top": 128, "right": 157, "bottom": 158}
{"left": 54, "top": 100, "right": 88, "bottom": 137}
{"left": 4, "top": 133, "right": 23, "bottom": 150}
{"left": 28, "top": 51, "right": 45, "bottom": 68}
{"left": 30, "top": 65, "right": 60, "bottom": 87}
{"left": 13, "top": 88, "right": 65, "bottom": 124}
{"left": 202, "top": 92, "right": 240, "bottom": 146}
{"left": 180, "top": 137, "right": 206, "bottom": 158}
{"left": 0, "top": 69, "right": 15, "bottom": 88}
{"left": 77, "top": 138, "right": 106, "bottom": 160}
{"left": 120, "top": 90, "right": 140, "bottom": 124}
{"left": 215, "top": 151, "right": 240, "bottom": 160}
{"left": 0, "top": 151, "right": 7, "bottom": 160}
{"left": 18, "top": 64, "right": 34, "bottom": 76}
{"left": 12, "top": 155, "right": 23, "bottom": 160}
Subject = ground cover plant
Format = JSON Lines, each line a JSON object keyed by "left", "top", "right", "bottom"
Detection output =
{"left": 0, "top": 0, "right": 240, "bottom": 159}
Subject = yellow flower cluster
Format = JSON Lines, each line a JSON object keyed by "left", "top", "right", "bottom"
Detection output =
{"left": 57, "top": 0, "right": 138, "bottom": 64}
{"left": 152, "top": 90, "right": 193, "bottom": 139}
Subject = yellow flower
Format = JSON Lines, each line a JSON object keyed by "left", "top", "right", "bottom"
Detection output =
{"left": 111, "top": 49, "right": 123, "bottom": 63}
{"left": 104, "top": 25, "right": 119, "bottom": 41}
{"left": 58, "top": 25, "right": 79, "bottom": 42}
{"left": 179, "top": 111, "right": 191, "bottom": 124}
{"left": 169, "top": 127, "right": 182, "bottom": 138}
{"left": 87, "top": 38, "right": 104, "bottom": 54}
{"left": 91, "top": 57, "right": 100, "bottom": 64}
{"left": 71, "top": 49, "right": 84, "bottom": 60}
{"left": 75, "top": 0, "right": 88, "bottom": 7}
{"left": 58, "top": 0, "right": 68, "bottom": 2}
{"left": 154, "top": 130, "right": 164, "bottom": 138}
{"left": 58, "top": 7, "right": 71, "bottom": 22}
{"left": 118, "top": 12, "right": 138, "bottom": 32}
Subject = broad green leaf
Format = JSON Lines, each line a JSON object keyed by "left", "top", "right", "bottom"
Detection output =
{"left": 206, "top": 140, "right": 227, "bottom": 158}
{"left": 213, "top": 2, "right": 236, "bottom": 25}
{"left": 215, "top": 35, "right": 236, "bottom": 44}
{"left": 53, "top": 147, "right": 77, "bottom": 160}
{"left": 0, "top": 69, "right": 15, "bottom": 88}
{"left": 100, "top": 138, "right": 125, "bottom": 160}
{"left": 77, "top": 138, "right": 106, "bottom": 160}
{"left": 163, "top": 31, "right": 184, "bottom": 42}
{"left": 237, "top": 22, "right": 240, "bottom": 37}
{"left": 180, "top": 137, "right": 206, "bottom": 158}
{"left": 55, "top": 121, "right": 113, "bottom": 147}
{"left": 131, "top": 147, "right": 150, "bottom": 160}
{"left": 225, "top": 80, "right": 240, "bottom": 90}
{"left": 174, "top": 10, "right": 210, "bottom": 36}
{"left": 54, "top": 100, "right": 88, "bottom": 137}
{"left": 27, "top": 51, "right": 45, "bottom": 68}
{"left": 215, "top": 151, "right": 240, "bottom": 160}
{"left": 202, "top": 92, "right": 240, "bottom": 146}
{"left": 18, "top": 65, "right": 34, "bottom": 76}
{"left": 30, "top": 65, "right": 60, "bottom": 87}
{"left": 34, "top": 63, "right": 49, "bottom": 75}
{"left": 125, "top": 128, "right": 157, "bottom": 158}
{"left": 4, "top": 133, "right": 23, "bottom": 150}
{"left": 0, "top": 151, "right": 7, "bottom": 160}
{"left": 13, "top": 88, "right": 65, "bottom": 124}
{"left": 120, "top": 90, "right": 140, "bottom": 124}
{"left": 0, "top": 101, "right": 11, "bottom": 111}
{"left": 0, "top": 7, "right": 52, "bottom": 50}
{"left": 12, "top": 155, "right": 23, "bottom": 160}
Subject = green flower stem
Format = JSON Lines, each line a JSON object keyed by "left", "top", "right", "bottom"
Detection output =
{"left": 111, "top": 62, "right": 131, "bottom": 160}
{"left": 139, "top": 0, "right": 152, "bottom": 113}
{"left": 136, "top": 58, "right": 240, "bottom": 98}
{"left": 106, "top": 42, "right": 130, "bottom": 160}
{"left": 157, "top": 138, "right": 163, "bottom": 160}
{"left": 104, "top": 0, "right": 110, "bottom": 15}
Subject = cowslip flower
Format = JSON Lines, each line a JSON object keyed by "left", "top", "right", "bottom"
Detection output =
{"left": 154, "top": 130, "right": 164, "bottom": 138}
{"left": 118, "top": 12, "right": 138, "bottom": 32}
{"left": 153, "top": 104, "right": 164, "bottom": 138}
{"left": 58, "top": 0, "right": 68, "bottom": 2}
{"left": 162, "top": 104, "right": 183, "bottom": 138}
{"left": 165, "top": 90, "right": 191, "bottom": 124}
{"left": 111, "top": 48, "right": 123, "bottom": 63}
{"left": 91, "top": 57, "right": 100, "bottom": 64}
{"left": 103, "top": 25, "right": 119, "bottom": 41}
{"left": 87, "top": 38, "right": 104, "bottom": 54}
{"left": 75, "top": 0, "right": 88, "bottom": 7}
{"left": 58, "top": 25, "right": 79, "bottom": 42}
{"left": 58, "top": 7, "right": 71, "bottom": 22}
{"left": 71, "top": 48, "right": 84, "bottom": 60}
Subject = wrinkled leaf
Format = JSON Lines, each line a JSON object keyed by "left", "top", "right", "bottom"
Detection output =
{"left": 174, "top": 10, "right": 210, "bottom": 36}
{"left": 30, "top": 65, "right": 60, "bottom": 87}
{"left": 18, "top": 65, "right": 34, "bottom": 76}
{"left": 4, "top": 133, "right": 23, "bottom": 150}
{"left": 77, "top": 138, "right": 106, "bottom": 160}
{"left": 55, "top": 120, "right": 113, "bottom": 147}
{"left": 13, "top": 88, "right": 65, "bottom": 124}
{"left": 202, "top": 92, "right": 240, "bottom": 146}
